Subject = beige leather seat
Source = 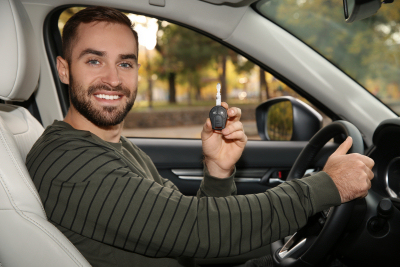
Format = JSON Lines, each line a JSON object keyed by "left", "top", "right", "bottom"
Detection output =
{"left": 0, "top": 0, "right": 91, "bottom": 266}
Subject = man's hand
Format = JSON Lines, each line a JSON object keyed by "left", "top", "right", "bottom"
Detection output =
{"left": 323, "top": 136, "right": 374, "bottom": 203}
{"left": 201, "top": 102, "right": 247, "bottom": 178}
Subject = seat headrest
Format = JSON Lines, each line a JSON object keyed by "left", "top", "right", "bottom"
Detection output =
{"left": 0, "top": 0, "right": 40, "bottom": 101}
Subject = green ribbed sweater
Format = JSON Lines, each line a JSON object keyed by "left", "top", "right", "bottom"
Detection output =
{"left": 26, "top": 121, "right": 341, "bottom": 267}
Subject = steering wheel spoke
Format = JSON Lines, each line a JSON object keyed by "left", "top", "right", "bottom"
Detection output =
{"left": 278, "top": 233, "right": 307, "bottom": 259}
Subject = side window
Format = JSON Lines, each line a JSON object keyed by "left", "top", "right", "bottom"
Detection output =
{"left": 58, "top": 8, "right": 330, "bottom": 140}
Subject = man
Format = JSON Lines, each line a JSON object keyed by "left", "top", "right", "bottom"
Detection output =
{"left": 26, "top": 6, "right": 374, "bottom": 267}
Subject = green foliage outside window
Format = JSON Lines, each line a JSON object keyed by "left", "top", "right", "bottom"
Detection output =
{"left": 258, "top": 0, "right": 400, "bottom": 114}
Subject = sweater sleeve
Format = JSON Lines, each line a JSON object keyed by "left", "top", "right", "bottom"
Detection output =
{"left": 197, "top": 164, "right": 237, "bottom": 198}
{"left": 27, "top": 135, "right": 341, "bottom": 259}
{"left": 160, "top": 177, "right": 181, "bottom": 191}
{"left": 147, "top": 157, "right": 237, "bottom": 197}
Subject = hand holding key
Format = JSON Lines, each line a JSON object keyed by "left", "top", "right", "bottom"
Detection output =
{"left": 201, "top": 84, "right": 247, "bottom": 178}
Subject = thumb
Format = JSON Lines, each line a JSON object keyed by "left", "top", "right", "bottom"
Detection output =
{"left": 332, "top": 136, "right": 353, "bottom": 156}
{"left": 201, "top": 118, "right": 213, "bottom": 140}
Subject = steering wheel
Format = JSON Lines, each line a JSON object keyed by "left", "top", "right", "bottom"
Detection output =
{"left": 271, "top": 120, "right": 364, "bottom": 267}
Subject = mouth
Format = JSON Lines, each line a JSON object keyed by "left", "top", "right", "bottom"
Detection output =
{"left": 92, "top": 91, "right": 125, "bottom": 105}
{"left": 94, "top": 93, "right": 122, "bottom": 100}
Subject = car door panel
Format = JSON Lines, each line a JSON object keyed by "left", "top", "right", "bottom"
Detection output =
{"left": 129, "top": 138, "right": 339, "bottom": 196}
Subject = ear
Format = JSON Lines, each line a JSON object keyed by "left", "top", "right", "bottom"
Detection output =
{"left": 57, "top": 56, "right": 70, "bottom": 85}
{"left": 138, "top": 63, "right": 141, "bottom": 69}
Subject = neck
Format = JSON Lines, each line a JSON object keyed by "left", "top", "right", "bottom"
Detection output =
{"left": 64, "top": 106, "right": 123, "bottom": 143}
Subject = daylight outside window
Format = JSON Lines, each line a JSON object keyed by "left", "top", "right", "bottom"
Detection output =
{"left": 257, "top": 0, "right": 400, "bottom": 115}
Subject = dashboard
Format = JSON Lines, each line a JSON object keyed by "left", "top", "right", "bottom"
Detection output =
{"left": 326, "top": 118, "right": 400, "bottom": 266}
{"left": 368, "top": 118, "right": 400, "bottom": 198}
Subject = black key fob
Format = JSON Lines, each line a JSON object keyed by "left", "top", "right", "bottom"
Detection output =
{"left": 209, "top": 106, "right": 227, "bottom": 130}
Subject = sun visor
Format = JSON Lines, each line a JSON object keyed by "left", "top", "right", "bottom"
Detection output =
{"left": 0, "top": 0, "right": 40, "bottom": 102}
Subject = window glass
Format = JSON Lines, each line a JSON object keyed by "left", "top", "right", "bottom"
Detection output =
{"left": 256, "top": 0, "right": 400, "bottom": 115}
{"left": 58, "top": 8, "right": 330, "bottom": 140}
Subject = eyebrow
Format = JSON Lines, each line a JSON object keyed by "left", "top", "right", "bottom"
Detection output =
{"left": 120, "top": 54, "right": 137, "bottom": 61}
{"left": 78, "top": 48, "right": 137, "bottom": 62}
{"left": 78, "top": 49, "right": 105, "bottom": 59}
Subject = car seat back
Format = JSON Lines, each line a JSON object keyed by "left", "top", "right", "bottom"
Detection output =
{"left": 0, "top": 0, "right": 91, "bottom": 266}
{"left": 0, "top": 112, "right": 90, "bottom": 267}
{"left": 0, "top": 105, "right": 44, "bottom": 162}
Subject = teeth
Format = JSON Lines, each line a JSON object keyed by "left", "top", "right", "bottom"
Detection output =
{"left": 94, "top": 94, "right": 121, "bottom": 100}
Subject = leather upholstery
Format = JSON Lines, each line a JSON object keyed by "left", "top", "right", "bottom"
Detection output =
{"left": 0, "top": 115, "right": 91, "bottom": 266}
{"left": 0, "top": 105, "right": 44, "bottom": 161}
{"left": 0, "top": 0, "right": 40, "bottom": 101}
{"left": 0, "top": 0, "right": 91, "bottom": 266}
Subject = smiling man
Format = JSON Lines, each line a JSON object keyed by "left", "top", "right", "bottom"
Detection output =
{"left": 26, "top": 6, "right": 374, "bottom": 267}
{"left": 60, "top": 17, "right": 139, "bottom": 142}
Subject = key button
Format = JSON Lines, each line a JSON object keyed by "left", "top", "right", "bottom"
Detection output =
{"left": 215, "top": 116, "right": 222, "bottom": 128}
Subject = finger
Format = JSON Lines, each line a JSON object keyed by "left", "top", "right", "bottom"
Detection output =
{"left": 201, "top": 118, "right": 214, "bottom": 140}
{"left": 331, "top": 136, "right": 353, "bottom": 156}
{"left": 224, "top": 130, "right": 247, "bottom": 143}
{"left": 365, "top": 166, "right": 374, "bottom": 180}
{"left": 363, "top": 177, "right": 371, "bottom": 193}
{"left": 367, "top": 177, "right": 372, "bottom": 189}
{"left": 360, "top": 172, "right": 372, "bottom": 192}
{"left": 357, "top": 178, "right": 370, "bottom": 199}
{"left": 350, "top": 154, "right": 375, "bottom": 170}
{"left": 222, "top": 121, "right": 244, "bottom": 136}
{"left": 359, "top": 156, "right": 375, "bottom": 170}
{"left": 221, "top": 102, "right": 229, "bottom": 110}
{"left": 360, "top": 191, "right": 369, "bottom": 198}
{"left": 227, "top": 107, "right": 242, "bottom": 122}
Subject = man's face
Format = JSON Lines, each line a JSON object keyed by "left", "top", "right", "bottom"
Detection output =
{"left": 66, "top": 21, "right": 139, "bottom": 127}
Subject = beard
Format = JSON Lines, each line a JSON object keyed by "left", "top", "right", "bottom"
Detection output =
{"left": 69, "top": 74, "right": 136, "bottom": 127}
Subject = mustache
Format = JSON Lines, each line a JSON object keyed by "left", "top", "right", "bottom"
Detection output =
{"left": 87, "top": 84, "right": 131, "bottom": 98}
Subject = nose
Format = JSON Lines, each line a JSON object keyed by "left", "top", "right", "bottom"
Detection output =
{"left": 101, "top": 65, "right": 121, "bottom": 88}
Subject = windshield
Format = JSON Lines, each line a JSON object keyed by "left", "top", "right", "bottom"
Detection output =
{"left": 256, "top": 0, "right": 400, "bottom": 115}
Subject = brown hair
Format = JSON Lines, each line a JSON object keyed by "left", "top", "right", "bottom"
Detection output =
{"left": 62, "top": 6, "right": 139, "bottom": 63}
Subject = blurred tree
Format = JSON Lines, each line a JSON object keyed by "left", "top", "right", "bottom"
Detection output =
{"left": 145, "top": 49, "right": 153, "bottom": 108}
{"left": 155, "top": 21, "right": 181, "bottom": 103}
{"left": 262, "top": 0, "right": 400, "bottom": 99}
{"left": 260, "top": 68, "right": 268, "bottom": 101}
{"left": 156, "top": 22, "right": 215, "bottom": 103}
{"left": 229, "top": 52, "right": 257, "bottom": 101}
{"left": 155, "top": 21, "right": 258, "bottom": 103}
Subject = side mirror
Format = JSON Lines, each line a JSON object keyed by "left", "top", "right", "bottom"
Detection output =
{"left": 256, "top": 96, "right": 322, "bottom": 141}
{"left": 343, "top": 0, "right": 383, "bottom": 23}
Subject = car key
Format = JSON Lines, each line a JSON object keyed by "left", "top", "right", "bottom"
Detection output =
{"left": 209, "top": 83, "right": 228, "bottom": 130}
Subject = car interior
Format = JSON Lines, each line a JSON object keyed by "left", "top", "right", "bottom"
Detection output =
{"left": 0, "top": 0, "right": 90, "bottom": 266}
{"left": 1, "top": 0, "right": 400, "bottom": 266}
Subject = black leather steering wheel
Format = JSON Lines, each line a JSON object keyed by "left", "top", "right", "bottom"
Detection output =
{"left": 271, "top": 120, "right": 364, "bottom": 267}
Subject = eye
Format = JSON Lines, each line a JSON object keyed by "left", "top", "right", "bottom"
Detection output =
{"left": 87, "top": 59, "right": 100, "bottom": 65}
{"left": 119, "top": 62, "right": 133, "bottom": 68}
